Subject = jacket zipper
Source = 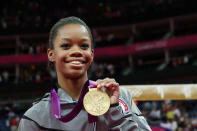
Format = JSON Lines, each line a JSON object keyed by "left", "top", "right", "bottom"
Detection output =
{"left": 93, "top": 122, "right": 96, "bottom": 131}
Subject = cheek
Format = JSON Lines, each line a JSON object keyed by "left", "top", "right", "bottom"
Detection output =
{"left": 86, "top": 52, "right": 93, "bottom": 64}
{"left": 55, "top": 52, "right": 66, "bottom": 66}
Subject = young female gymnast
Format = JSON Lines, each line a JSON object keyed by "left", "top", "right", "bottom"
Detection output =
{"left": 18, "top": 16, "right": 151, "bottom": 131}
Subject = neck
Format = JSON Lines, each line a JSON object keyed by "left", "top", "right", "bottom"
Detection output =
{"left": 57, "top": 73, "right": 88, "bottom": 100}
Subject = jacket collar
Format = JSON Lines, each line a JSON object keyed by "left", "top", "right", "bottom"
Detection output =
{"left": 58, "top": 88, "right": 75, "bottom": 104}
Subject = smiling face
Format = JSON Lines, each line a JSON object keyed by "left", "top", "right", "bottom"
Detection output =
{"left": 48, "top": 24, "right": 94, "bottom": 79}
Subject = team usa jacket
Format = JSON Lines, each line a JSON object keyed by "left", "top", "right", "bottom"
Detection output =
{"left": 18, "top": 87, "right": 151, "bottom": 131}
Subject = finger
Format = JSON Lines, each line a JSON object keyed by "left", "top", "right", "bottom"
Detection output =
{"left": 95, "top": 79, "right": 102, "bottom": 86}
{"left": 96, "top": 78, "right": 115, "bottom": 84}
{"left": 105, "top": 81, "right": 119, "bottom": 88}
{"left": 110, "top": 95, "right": 118, "bottom": 104}
{"left": 100, "top": 82, "right": 119, "bottom": 98}
{"left": 96, "top": 78, "right": 116, "bottom": 88}
{"left": 110, "top": 90, "right": 120, "bottom": 104}
{"left": 96, "top": 80, "right": 109, "bottom": 89}
{"left": 97, "top": 82, "right": 115, "bottom": 89}
{"left": 104, "top": 82, "right": 119, "bottom": 92}
{"left": 112, "top": 90, "right": 120, "bottom": 98}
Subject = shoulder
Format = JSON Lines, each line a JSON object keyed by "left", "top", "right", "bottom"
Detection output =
{"left": 23, "top": 93, "right": 51, "bottom": 121}
{"left": 20, "top": 93, "right": 54, "bottom": 129}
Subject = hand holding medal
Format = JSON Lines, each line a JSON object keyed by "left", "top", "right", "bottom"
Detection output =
{"left": 95, "top": 78, "right": 120, "bottom": 105}
{"left": 83, "top": 78, "right": 120, "bottom": 116}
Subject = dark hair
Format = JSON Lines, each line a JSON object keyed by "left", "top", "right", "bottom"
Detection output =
{"left": 48, "top": 16, "right": 94, "bottom": 49}
{"left": 48, "top": 16, "right": 94, "bottom": 67}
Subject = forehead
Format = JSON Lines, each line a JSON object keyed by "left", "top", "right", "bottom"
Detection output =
{"left": 57, "top": 24, "right": 89, "bottom": 37}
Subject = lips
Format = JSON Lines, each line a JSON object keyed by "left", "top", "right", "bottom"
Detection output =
{"left": 66, "top": 59, "right": 85, "bottom": 64}
{"left": 66, "top": 59, "right": 86, "bottom": 69}
{"left": 70, "top": 61, "right": 82, "bottom": 64}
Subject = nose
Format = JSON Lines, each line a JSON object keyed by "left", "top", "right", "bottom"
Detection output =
{"left": 70, "top": 46, "right": 82, "bottom": 57}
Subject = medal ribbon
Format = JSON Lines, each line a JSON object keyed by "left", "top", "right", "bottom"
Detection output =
{"left": 50, "top": 80, "right": 98, "bottom": 123}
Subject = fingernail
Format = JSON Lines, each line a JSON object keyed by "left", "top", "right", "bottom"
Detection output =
{"left": 101, "top": 87, "right": 106, "bottom": 92}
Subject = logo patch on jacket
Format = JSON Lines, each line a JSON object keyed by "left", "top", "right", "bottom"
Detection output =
{"left": 119, "top": 99, "right": 129, "bottom": 114}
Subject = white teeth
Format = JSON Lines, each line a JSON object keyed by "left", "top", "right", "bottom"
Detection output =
{"left": 70, "top": 61, "right": 81, "bottom": 64}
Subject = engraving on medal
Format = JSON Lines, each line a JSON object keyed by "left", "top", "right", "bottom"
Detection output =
{"left": 83, "top": 88, "right": 110, "bottom": 116}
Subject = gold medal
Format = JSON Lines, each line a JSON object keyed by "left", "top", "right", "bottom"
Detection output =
{"left": 83, "top": 88, "right": 110, "bottom": 116}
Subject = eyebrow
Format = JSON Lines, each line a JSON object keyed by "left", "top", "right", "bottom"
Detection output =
{"left": 62, "top": 38, "right": 71, "bottom": 41}
{"left": 62, "top": 38, "right": 90, "bottom": 41}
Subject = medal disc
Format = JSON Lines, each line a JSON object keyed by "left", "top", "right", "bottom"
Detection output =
{"left": 83, "top": 88, "right": 110, "bottom": 116}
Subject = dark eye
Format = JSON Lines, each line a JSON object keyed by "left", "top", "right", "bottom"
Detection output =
{"left": 81, "top": 43, "right": 89, "bottom": 49}
{"left": 61, "top": 43, "right": 71, "bottom": 49}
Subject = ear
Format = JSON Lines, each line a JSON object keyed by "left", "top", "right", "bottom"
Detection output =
{"left": 47, "top": 48, "right": 55, "bottom": 62}
{"left": 90, "top": 49, "right": 94, "bottom": 63}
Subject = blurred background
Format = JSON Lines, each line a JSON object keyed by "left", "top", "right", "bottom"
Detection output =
{"left": 0, "top": 0, "right": 197, "bottom": 130}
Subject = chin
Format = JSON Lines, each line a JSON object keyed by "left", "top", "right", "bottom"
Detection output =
{"left": 65, "top": 72, "right": 85, "bottom": 79}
